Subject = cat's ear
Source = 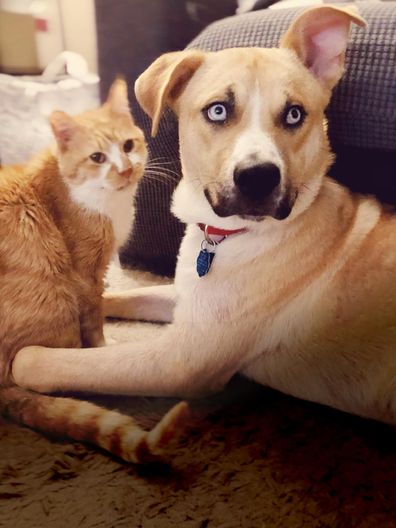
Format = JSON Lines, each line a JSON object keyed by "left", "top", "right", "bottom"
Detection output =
{"left": 135, "top": 50, "right": 205, "bottom": 137}
{"left": 106, "top": 78, "right": 131, "bottom": 116}
{"left": 280, "top": 5, "right": 366, "bottom": 90}
{"left": 50, "top": 111, "right": 82, "bottom": 150}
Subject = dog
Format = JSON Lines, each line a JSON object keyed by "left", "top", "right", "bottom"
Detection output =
{"left": 12, "top": 5, "right": 396, "bottom": 426}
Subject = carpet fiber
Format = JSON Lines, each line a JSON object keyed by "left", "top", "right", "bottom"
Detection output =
{"left": 1, "top": 266, "right": 396, "bottom": 528}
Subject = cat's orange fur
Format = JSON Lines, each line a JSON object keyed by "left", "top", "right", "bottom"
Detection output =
{"left": 0, "top": 79, "right": 188, "bottom": 462}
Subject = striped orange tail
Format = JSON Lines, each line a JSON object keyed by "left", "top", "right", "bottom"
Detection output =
{"left": 0, "top": 387, "right": 188, "bottom": 463}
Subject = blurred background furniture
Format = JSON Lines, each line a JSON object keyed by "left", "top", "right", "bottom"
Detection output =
{"left": 0, "top": 0, "right": 98, "bottom": 74}
{"left": 0, "top": 0, "right": 99, "bottom": 166}
{"left": 95, "top": 0, "right": 237, "bottom": 100}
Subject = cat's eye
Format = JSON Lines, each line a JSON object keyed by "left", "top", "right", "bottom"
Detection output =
{"left": 283, "top": 105, "right": 306, "bottom": 129}
{"left": 123, "top": 139, "right": 134, "bottom": 153}
{"left": 90, "top": 152, "right": 107, "bottom": 164}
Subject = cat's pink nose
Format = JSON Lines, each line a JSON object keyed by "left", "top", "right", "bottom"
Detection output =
{"left": 120, "top": 168, "right": 133, "bottom": 178}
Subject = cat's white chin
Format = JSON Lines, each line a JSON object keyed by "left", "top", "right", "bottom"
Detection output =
{"left": 115, "top": 181, "right": 133, "bottom": 191}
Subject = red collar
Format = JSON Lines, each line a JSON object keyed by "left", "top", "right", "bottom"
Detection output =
{"left": 198, "top": 223, "right": 246, "bottom": 237}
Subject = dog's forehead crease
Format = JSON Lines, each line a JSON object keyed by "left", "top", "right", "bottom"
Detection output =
{"left": 200, "top": 86, "right": 235, "bottom": 107}
{"left": 189, "top": 48, "right": 319, "bottom": 110}
{"left": 203, "top": 48, "right": 303, "bottom": 79}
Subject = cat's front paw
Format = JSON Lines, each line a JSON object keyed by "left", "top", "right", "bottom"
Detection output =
{"left": 82, "top": 330, "right": 106, "bottom": 348}
{"left": 12, "top": 346, "right": 54, "bottom": 393}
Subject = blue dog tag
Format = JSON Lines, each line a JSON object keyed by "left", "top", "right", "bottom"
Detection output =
{"left": 196, "top": 248, "right": 215, "bottom": 277}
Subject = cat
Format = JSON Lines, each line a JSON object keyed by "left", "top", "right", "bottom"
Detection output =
{"left": 0, "top": 78, "right": 187, "bottom": 462}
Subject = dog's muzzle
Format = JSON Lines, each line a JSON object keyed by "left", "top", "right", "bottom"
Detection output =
{"left": 204, "top": 163, "right": 293, "bottom": 221}
{"left": 234, "top": 162, "right": 280, "bottom": 199}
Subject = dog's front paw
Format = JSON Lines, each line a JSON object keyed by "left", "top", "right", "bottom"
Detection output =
{"left": 12, "top": 346, "right": 54, "bottom": 393}
{"left": 104, "top": 336, "right": 117, "bottom": 346}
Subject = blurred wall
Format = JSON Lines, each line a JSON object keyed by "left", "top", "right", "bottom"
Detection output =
{"left": 59, "top": 0, "right": 98, "bottom": 73}
{"left": 0, "top": 0, "right": 97, "bottom": 73}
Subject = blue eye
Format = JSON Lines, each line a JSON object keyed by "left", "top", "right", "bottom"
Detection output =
{"left": 206, "top": 103, "right": 228, "bottom": 123}
{"left": 284, "top": 105, "right": 305, "bottom": 128}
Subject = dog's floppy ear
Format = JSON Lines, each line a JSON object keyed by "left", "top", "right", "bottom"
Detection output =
{"left": 280, "top": 5, "right": 366, "bottom": 90}
{"left": 135, "top": 50, "right": 205, "bottom": 137}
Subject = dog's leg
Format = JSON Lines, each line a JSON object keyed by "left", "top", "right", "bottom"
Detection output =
{"left": 12, "top": 323, "right": 240, "bottom": 397}
{"left": 103, "top": 284, "right": 176, "bottom": 323}
{"left": 80, "top": 292, "right": 106, "bottom": 347}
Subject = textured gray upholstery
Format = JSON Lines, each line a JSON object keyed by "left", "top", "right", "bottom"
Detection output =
{"left": 120, "top": 2, "right": 396, "bottom": 275}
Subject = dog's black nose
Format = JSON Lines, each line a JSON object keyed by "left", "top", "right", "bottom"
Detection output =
{"left": 233, "top": 163, "right": 281, "bottom": 199}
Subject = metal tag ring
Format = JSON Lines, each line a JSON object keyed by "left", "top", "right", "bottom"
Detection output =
{"left": 204, "top": 225, "right": 218, "bottom": 245}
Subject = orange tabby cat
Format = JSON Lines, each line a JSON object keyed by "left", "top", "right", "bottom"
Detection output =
{"left": 0, "top": 79, "right": 187, "bottom": 462}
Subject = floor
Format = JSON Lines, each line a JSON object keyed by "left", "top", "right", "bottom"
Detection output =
{"left": 1, "top": 265, "right": 396, "bottom": 528}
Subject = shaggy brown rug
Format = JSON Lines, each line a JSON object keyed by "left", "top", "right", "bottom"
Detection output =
{"left": 1, "top": 266, "right": 396, "bottom": 528}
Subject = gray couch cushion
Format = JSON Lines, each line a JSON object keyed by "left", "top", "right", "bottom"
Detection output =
{"left": 121, "top": 2, "right": 396, "bottom": 275}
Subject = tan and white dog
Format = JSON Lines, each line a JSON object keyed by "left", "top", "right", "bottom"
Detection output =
{"left": 12, "top": 6, "right": 396, "bottom": 426}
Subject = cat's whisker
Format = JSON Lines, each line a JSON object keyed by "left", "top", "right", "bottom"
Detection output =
{"left": 147, "top": 175, "right": 179, "bottom": 183}
{"left": 143, "top": 176, "right": 179, "bottom": 185}
{"left": 148, "top": 157, "right": 179, "bottom": 165}
{"left": 143, "top": 171, "right": 181, "bottom": 184}
{"left": 145, "top": 171, "right": 181, "bottom": 181}
{"left": 145, "top": 167, "right": 179, "bottom": 174}
{"left": 145, "top": 171, "right": 179, "bottom": 180}
{"left": 148, "top": 156, "right": 170, "bottom": 162}
{"left": 145, "top": 164, "right": 181, "bottom": 177}
{"left": 145, "top": 168, "right": 180, "bottom": 177}
{"left": 146, "top": 162, "right": 178, "bottom": 168}
{"left": 143, "top": 175, "right": 178, "bottom": 185}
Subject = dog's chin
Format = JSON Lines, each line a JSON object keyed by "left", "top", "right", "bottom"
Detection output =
{"left": 204, "top": 189, "right": 294, "bottom": 222}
